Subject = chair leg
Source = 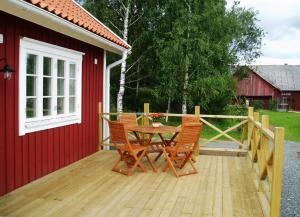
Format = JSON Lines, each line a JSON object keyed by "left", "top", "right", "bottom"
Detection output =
{"left": 128, "top": 150, "right": 147, "bottom": 175}
{"left": 162, "top": 149, "right": 179, "bottom": 177}
{"left": 145, "top": 153, "right": 157, "bottom": 172}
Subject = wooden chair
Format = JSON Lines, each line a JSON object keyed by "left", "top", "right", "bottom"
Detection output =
{"left": 119, "top": 114, "right": 163, "bottom": 156}
{"left": 119, "top": 114, "right": 143, "bottom": 143}
{"left": 182, "top": 115, "right": 200, "bottom": 125}
{"left": 108, "top": 121, "right": 156, "bottom": 176}
{"left": 119, "top": 114, "right": 139, "bottom": 128}
{"left": 162, "top": 123, "right": 203, "bottom": 177}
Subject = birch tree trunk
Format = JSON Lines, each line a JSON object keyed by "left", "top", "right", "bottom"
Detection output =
{"left": 182, "top": 67, "right": 189, "bottom": 114}
{"left": 117, "top": 0, "right": 130, "bottom": 113}
{"left": 182, "top": 1, "right": 191, "bottom": 114}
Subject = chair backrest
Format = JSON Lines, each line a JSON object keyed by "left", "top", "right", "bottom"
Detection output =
{"left": 182, "top": 115, "right": 200, "bottom": 125}
{"left": 108, "top": 121, "right": 131, "bottom": 149}
{"left": 176, "top": 123, "right": 203, "bottom": 153}
{"left": 119, "top": 114, "right": 138, "bottom": 128}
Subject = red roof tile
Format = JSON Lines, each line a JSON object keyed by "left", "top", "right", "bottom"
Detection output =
{"left": 27, "top": 0, "right": 129, "bottom": 49}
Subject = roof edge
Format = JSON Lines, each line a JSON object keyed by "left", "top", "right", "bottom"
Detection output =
{"left": 71, "top": 0, "right": 130, "bottom": 49}
{"left": 0, "top": 0, "right": 129, "bottom": 54}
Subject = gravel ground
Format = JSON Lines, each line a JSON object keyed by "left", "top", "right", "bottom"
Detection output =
{"left": 281, "top": 141, "right": 300, "bottom": 217}
{"left": 205, "top": 140, "right": 300, "bottom": 217}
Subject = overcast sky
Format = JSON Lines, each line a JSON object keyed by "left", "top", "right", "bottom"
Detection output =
{"left": 227, "top": 0, "right": 300, "bottom": 65}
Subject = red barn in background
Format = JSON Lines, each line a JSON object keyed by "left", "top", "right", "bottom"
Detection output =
{"left": 0, "top": 0, "right": 129, "bottom": 196}
{"left": 235, "top": 65, "right": 300, "bottom": 111}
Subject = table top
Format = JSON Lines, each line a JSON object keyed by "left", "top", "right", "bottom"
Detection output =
{"left": 127, "top": 125, "right": 180, "bottom": 134}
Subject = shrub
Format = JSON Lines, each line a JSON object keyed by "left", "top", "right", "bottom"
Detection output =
{"left": 253, "top": 100, "right": 263, "bottom": 110}
{"left": 268, "top": 99, "right": 277, "bottom": 111}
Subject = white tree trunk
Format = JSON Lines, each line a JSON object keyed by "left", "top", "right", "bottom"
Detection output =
{"left": 182, "top": 1, "right": 191, "bottom": 114}
{"left": 182, "top": 68, "right": 189, "bottom": 114}
{"left": 117, "top": 0, "right": 130, "bottom": 113}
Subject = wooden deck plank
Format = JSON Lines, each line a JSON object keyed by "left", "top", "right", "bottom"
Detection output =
{"left": 0, "top": 151, "right": 264, "bottom": 217}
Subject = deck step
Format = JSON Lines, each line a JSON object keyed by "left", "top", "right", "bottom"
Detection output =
{"left": 199, "top": 147, "right": 248, "bottom": 157}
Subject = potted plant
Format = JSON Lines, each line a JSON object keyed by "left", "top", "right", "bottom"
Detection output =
{"left": 151, "top": 113, "right": 164, "bottom": 127}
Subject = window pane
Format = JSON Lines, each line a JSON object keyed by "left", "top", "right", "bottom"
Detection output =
{"left": 57, "top": 78, "right": 64, "bottom": 96}
{"left": 43, "top": 98, "right": 51, "bottom": 116}
{"left": 70, "top": 63, "right": 76, "bottom": 78}
{"left": 57, "top": 97, "right": 64, "bottom": 114}
{"left": 69, "top": 97, "right": 75, "bottom": 113}
{"left": 26, "top": 98, "right": 36, "bottom": 118}
{"left": 43, "top": 77, "right": 51, "bottom": 96}
{"left": 69, "top": 80, "right": 76, "bottom": 95}
{"left": 26, "top": 76, "right": 36, "bottom": 96}
{"left": 26, "top": 54, "right": 37, "bottom": 75}
{"left": 57, "top": 60, "right": 65, "bottom": 77}
{"left": 43, "top": 57, "right": 52, "bottom": 76}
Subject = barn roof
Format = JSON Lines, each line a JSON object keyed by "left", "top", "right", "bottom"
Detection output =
{"left": 25, "top": 0, "right": 129, "bottom": 49}
{"left": 250, "top": 65, "right": 300, "bottom": 91}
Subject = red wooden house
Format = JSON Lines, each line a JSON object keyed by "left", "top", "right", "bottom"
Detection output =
{"left": 235, "top": 65, "right": 300, "bottom": 111}
{"left": 0, "top": 0, "right": 129, "bottom": 196}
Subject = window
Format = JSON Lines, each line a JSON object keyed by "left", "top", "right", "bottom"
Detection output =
{"left": 19, "top": 38, "right": 84, "bottom": 135}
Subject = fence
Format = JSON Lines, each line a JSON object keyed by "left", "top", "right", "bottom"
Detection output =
{"left": 98, "top": 102, "right": 248, "bottom": 152}
{"left": 247, "top": 107, "right": 284, "bottom": 217}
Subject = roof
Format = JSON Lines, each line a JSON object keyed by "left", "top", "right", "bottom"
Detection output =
{"left": 26, "top": 0, "right": 129, "bottom": 49}
{"left": 250, "top": 65, "right": 300, "bottom": 91}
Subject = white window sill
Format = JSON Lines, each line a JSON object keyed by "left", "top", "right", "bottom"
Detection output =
{"left": 22, "top": 115, "right": 81, "bottom": 135}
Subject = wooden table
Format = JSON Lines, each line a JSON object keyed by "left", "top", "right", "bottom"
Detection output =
{"left": 127, "top": 125, "right": 180, "bottom": 146}
{"left": 127, "top": 125, "right": 181, "bottom": 166}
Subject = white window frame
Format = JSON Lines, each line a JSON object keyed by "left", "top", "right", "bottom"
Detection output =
{"left": 19, "top": 37, "right": 84, "bottom": 136}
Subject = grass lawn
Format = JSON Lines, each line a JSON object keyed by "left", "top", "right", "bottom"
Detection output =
{"left": 258, "top": 110, "right": 300, "bottom": 142}
{"left": 159, "top": 117, "right": 244, "bottom": 141}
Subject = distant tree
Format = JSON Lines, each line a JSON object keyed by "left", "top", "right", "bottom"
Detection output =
{"left": 83, "top": 0, "right": 264, "bottom": 114}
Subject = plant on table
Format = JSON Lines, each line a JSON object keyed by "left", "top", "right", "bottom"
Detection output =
{"left": 151, "top": 113, "right": 164, "bottom": 127}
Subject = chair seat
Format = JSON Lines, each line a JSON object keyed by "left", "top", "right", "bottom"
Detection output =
{"left": 165, "top": 146, "right": 190, "bottom": 154}
{"left": 118, "top": 144, "right": 147, "bottom": 152}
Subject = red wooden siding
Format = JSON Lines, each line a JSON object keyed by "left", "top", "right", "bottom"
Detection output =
{"left": 292, "top": 92, "right": 300, "bottom": 111}
{"left": 0, "top": 11, "right": 103, "bottom": 196}
{"left": 236, "top": 71, "right": 280, "bottom": 98}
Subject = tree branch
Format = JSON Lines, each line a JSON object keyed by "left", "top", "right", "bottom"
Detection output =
{"left": 125, "top": 75, "right": 150, "bottom": 84}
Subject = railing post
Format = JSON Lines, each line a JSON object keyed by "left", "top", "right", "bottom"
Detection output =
{"left": 247, "top": 107, "right": 254, "bottom": 150}
{"left": 270, "top": 127, "right": 284, "bottom": 217}
{"left": 260, "top": 115, "right": 270, "bottom": 178}
{"left": 143, "top": 103, "right": 150, "bottom": 126}
{"left": 98, "top": 102, "right": 103, "bottom": 150}
{"left": 195, "top": 106, "right": 200, "bottom": 155}
{"left": 252, "top": 112, "right": 260, "bottom": 161}
{"left": 143, "top": 103, "right": 150, "bottom": 140}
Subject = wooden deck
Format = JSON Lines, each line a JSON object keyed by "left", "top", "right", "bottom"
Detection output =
{"left": 0, "top": 151, "right": 264, "bottom": 217}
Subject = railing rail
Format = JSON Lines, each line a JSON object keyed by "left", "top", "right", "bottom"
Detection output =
{"left": 247, "top": 107, "right": 284, "bottom": 217}
{"left": 98, "top": 102, "right": 248, "bottom": 152}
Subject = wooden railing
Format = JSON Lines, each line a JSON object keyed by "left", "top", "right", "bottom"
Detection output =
{"left": 98, "top": 102, "right": 284, "bottom": 217}
{"left": 98, "top": 102, "right": 248, "bottom": 152}
{"left": 247, "top": 107, "right": 284, "bottom": 217}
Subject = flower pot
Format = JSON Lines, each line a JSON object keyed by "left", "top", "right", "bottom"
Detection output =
{"left": 152, "top": 122, "right": 161, "bottom": 127}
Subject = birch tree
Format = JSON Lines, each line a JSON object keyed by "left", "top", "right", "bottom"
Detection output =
{"left": 117, "top": 0, "right": 130, "bottom": 113}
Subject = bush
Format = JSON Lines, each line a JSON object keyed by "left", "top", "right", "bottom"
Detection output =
{"left": 253, "top": 100, "right": 263, "bottom": 110}
{"left": 223, "top": 104, "right": 247, "bottom": 116}
{"left": 268, "top": 99, "right": 277, "bottom": 111}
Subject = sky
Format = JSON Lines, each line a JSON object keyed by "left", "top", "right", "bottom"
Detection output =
{"left": 227, "top": 0, "right": 300, "bottom": 65}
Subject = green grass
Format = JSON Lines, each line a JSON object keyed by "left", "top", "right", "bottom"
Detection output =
{"left": 159, "top": 117, "right": 243, "bottom": 141}
{"left": 258, "top": 110, "right": 300, "bottom": 142}
{"left": 139, "top": 109, "right": 300, "bottom": 142}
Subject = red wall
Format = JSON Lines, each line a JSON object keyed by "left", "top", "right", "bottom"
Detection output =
{"left": 0, "top": 12, "right": 103, "bottom": 196}
{"left": 236, "top": 71, "right": 280, "bottom": 98}
{"left": 292, "top": 92, "right": 300, "bottom": 111}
